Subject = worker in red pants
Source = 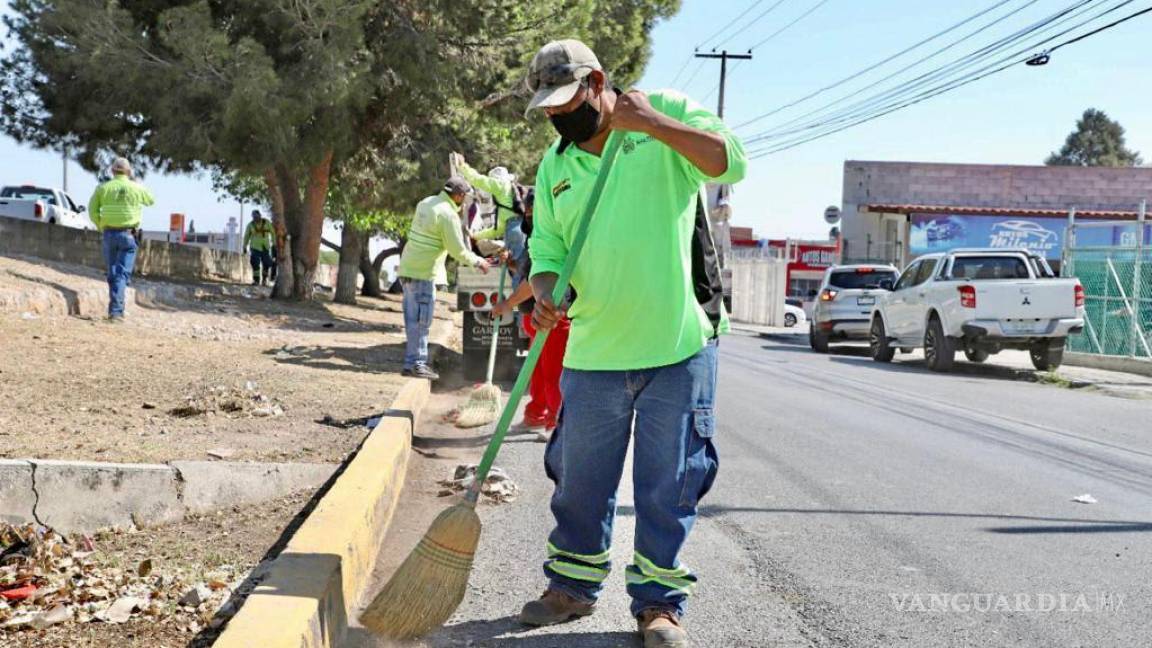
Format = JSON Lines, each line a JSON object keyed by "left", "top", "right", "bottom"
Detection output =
{"left": 492, "top": 189, "right": 569, "bottom": 441}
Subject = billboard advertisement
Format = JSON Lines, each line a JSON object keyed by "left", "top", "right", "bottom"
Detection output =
{"left": 911, "top": 214, "right": 1151, "bottom": 259}
{"left": 910, "top": 214, "right": 1065, "bottom": 259}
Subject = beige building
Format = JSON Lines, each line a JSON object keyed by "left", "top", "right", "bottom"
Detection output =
{"left": 841, "top": 160, "right": 1152, "bottom": 268}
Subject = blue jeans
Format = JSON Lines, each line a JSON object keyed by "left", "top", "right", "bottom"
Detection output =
{"left": 102, "top": 230, "right": 138, "bottom": 318}
{"left": 401, "top": 277, "right": 435, "bottom": 370}
{"left": 542, "top": 340, "right": 719, "bottom": 617}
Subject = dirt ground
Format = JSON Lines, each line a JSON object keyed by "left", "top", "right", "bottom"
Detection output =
{"left": 0, "top": 254, "right": 457, "bottom": 464}
{"left": 0, "top": 254, "right": 467, "bottom": 647}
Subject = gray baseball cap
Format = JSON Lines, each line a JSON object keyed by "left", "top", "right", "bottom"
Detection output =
{"left": 524, "top": 39, "right": 602, "bottom": 117}
{"left": 443, "top": 176, "right": 472, "bottom": 196}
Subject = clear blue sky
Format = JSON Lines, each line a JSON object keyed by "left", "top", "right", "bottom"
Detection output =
{"left": 3, "top": 0, "right": 1150, "bottom": 239}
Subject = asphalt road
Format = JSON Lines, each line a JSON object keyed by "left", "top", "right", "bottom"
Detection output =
{"left": 348, "top": 331, "right": 1151, "bottom": 648}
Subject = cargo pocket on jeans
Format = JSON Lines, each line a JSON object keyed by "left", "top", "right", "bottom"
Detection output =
{"left": 678, "top": 408, "right": 718, "bottom": 508}
{"left": 416, "top": 291, "right": 434, "bottom": 329}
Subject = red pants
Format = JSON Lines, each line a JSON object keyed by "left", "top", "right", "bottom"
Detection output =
{"left": 522, "top": 315, "right": 570, "bottom": 429}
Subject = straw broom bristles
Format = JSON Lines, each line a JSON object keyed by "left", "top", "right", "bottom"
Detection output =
{"left": 359, "top": 503, "right": 481, "bottom": 639}
{"left": 453, "top": 383, "right": 502, "bottom": 428}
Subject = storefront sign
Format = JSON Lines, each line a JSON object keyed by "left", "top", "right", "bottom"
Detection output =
{"left": 911, "top": 214, "right": 1065, "bottom": 259}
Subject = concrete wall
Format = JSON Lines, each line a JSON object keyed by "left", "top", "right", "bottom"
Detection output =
{"left": 841, "top": 161, "right": 1152, "bottom": 265}
{"left": 730, "top": 258, "right": 788, "bottom": 327}
{"left": 0, "top": 215, "right": 248, "bottom": 283}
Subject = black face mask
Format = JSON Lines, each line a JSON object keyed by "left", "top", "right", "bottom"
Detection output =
{"left": 549, "top": 98, "right": 601, "bottom": 143}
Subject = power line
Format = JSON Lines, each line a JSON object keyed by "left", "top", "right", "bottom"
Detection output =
{"left": 672, "top": 0, "right": 760, "bottom": 87}
{"left": 699, "top": 0, "right": 829, "bottom": 110}
{"left": 745, "top": 2, "right": 1119, "bottom": 152}
{"left": 716, "top": 0, "right": 792, "bottom": 47}
{"left": 695, "top": 0, "right": 767, "bottom": 49}
{"left": 732, "top": 0, "right": 1029, "bottom": 130}
{"left": 746, "top": 0, "right": 832, "bottom": 51}
{"left": 744, "top": 0, "right": 1112, "bottom": 145}
{"left": 677, "top": 57, "right": 709, "bottom": 92}
{"left": 743, "top": 0, "right": 1102, "bottom": 141}
{"left": 666, "top": 53, "right": 696, "bottom": 88}
{"left": 746, "top": 2, "right": 1152, "bottom": 157}
{"left": 1047, "top": 2, "right": 1152, "bottom": 51}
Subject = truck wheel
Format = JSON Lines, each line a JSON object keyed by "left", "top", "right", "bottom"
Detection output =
{"left": 870, "top": 317, "right": 895, "bottom": 363}
{"left": 924, "top": 316, "right": 955, "bottom": 372}
{"left": 809, "top": 327, "right": 829, "bottom": 353}
{"left": 964, "top": 349, "right": 989, "bottom": 363}
{"left": 1030, "top": 341, "right": 1065, "bottom": 371}
{"left": 784, "top": 312, "right": 797, "bottom": 328}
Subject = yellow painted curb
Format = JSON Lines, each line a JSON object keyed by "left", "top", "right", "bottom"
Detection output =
{"left": 215, "top": 377, "right": 430, "bottom": 648}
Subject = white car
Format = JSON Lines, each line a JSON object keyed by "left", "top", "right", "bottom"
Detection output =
{"left": 869, "top": 249, "right": 1084, "bottom": 372}
{"left": 784, "top": 302, "right": 806, "bottom": 328}
{"left": 810, "top": 264, "right": 900, "bottom": 352}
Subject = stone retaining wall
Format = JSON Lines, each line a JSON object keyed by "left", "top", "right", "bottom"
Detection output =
{"left": 0, "top": 215, "right": 247, "bottom": 283}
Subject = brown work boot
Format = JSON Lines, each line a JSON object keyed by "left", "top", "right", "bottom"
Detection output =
{"left": 637, "top": 608, "right": 689, "bottom": 648}
{"left": 519, "top": 589, "right": 595, "bottom": 627}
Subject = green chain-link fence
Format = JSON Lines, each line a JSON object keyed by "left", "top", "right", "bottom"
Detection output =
{"left": 1064, "top": 220, "right": 1151, "bottom": 358}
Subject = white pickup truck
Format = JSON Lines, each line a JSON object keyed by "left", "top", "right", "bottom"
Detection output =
{"left": 0, "top": 185, "right": 90, "bottom": 229}
{"left": 869, "top": 249, "right": 1084, "bottom": 372}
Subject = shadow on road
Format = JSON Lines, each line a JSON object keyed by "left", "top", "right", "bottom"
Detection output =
{"left": 343, "top": 618, "right": 639, "bottom": 647}
{"left": 431, "top": 615, "right": 639, "bottom": 647}
{"left": 826, "top": 353, "right": 1043, "bottom": 383}
{"left": 698, "top": 505, "right": 1152, "bottom": 534}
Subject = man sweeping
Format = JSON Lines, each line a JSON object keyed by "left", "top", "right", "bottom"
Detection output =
{"left": 397, "top": 176, "right": 490, "bottom": 380}
{"left": 519, "top": 39, "right": 746, "bottom": 647}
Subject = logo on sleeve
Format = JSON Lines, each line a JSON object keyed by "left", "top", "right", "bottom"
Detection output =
{"left": 552, "top": 178, "right": 572, "bottom": 199}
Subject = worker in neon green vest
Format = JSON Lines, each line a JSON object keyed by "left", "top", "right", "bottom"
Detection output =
{"left": 243, "top": 210, "right": 276, "bottom": 286}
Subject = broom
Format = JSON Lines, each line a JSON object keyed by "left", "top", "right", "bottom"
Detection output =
{"left": 360, "top": 132, "right": 624, "bottom": 640}
{"left": 453, "top": 265, "right": 507, "bottom": 428}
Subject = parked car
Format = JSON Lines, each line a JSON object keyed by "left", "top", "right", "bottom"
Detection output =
{"left": 784, "top": 302, "right": 806, "bottom": 328}
{"left": 0, "top": 185, "right": 89, "bottom": 229}
{"left": 810, "top": 264, "right": 900, "bottom": 352}
{"left": 868, "top": 249, "right": 1084, "bottom": 372}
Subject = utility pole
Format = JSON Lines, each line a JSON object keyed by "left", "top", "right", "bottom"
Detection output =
{"left": 62, "top": 146, "right": 68, "bottom": 193}
{"left": 694, "top": 50, "right": 752, "bottom": 118}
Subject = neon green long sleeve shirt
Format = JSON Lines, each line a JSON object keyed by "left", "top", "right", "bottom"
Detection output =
{"left": 244, "top": 220, "right": 275, "bottom": 252}
{"left": 397, "top": 192, "right": 484, "bottom": 281}
{"left": 457, "top": 161, "right": 516, "bottom": 241}
{"left": 529, "top": 89, "right": 747, "bottom": 371}
{"left": 87, "top": 176, "right": 155, "bottom": 231}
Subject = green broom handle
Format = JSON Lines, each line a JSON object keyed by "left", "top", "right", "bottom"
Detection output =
{"left": 468, "top": 132, "right": 624, "bottom": 502}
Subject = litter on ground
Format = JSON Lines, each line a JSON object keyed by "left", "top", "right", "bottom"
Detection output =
{"left": 437, "top": 464, "right": 520, "bottom": 503}
{"left": 0, "top": 522, "right": 245, "bottom": 633}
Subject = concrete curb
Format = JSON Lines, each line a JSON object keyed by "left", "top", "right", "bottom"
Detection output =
{"left": 213, "top": 377, "right": 430, "bottom": 648}
{"left": 0, "top": 459, "right": 337, "bottom": 533}
{"left": 1065, "top": 351, "right": 1152, "bottom": 378}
